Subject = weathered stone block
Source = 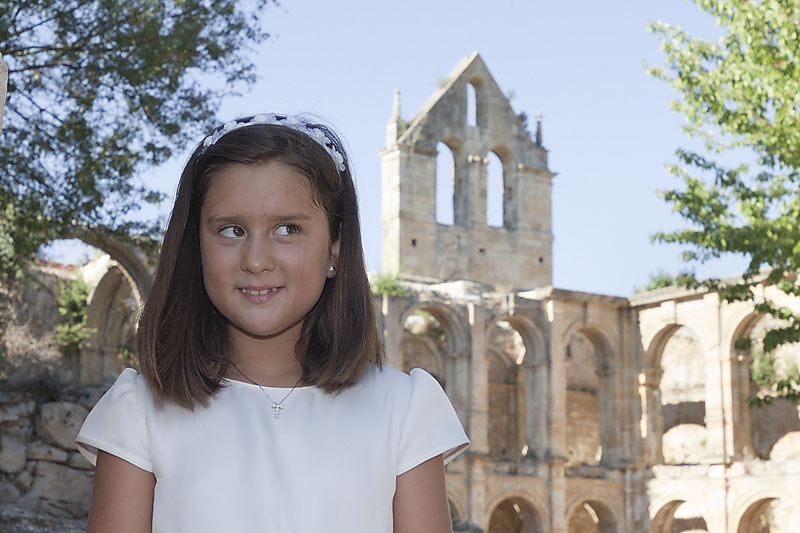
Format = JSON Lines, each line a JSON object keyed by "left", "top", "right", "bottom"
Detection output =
{"left": 20, "top": 461, "right": 92, "bottom": 518}
{"left": 0, "top": 434, "right": 27, "bottom": 474}
{"left": 0, "top": 480, "right": 21, "bottom": 503}
{"left": 35, "top": 402, "right": 88, "bottom": 451}
{"left": 0, "top": 400, "right": 35, "bottom": 423}
{"left": 15, "top": 469, "right": 34, "bottom": 492}
{"left": 68, "top": 452, "right": 93, "bottom": 470}
{"left": 27, "top": 441, "right": 69, "bottom": 463}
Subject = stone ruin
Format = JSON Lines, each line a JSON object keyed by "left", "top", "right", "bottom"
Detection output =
{"left": 1, "top": 52, "right": 800, "bottom": 532}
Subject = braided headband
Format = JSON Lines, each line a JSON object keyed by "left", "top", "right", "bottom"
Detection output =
{"left": 200, "top": 113, "right": 347, "bottom": 172}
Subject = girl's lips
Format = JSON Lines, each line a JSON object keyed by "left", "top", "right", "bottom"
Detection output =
{"left": 238, "top": 286, "right": 282, "bottom": 303}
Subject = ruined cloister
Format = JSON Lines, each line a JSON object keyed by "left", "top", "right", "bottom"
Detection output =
{"left": 2, "top": 53, "right": 800, "bottom": 531}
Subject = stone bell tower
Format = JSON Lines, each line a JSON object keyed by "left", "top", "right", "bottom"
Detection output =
{"left": 380, "top": 52, "right": 555, "bottom": 290}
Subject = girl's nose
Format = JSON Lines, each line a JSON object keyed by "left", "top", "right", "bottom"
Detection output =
{"left": 240, "top": 238, "right": 276, "bottom": 273}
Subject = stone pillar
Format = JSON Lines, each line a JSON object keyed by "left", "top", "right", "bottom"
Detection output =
{"left": 468, "top": 456, "right": 488, "bottom": 531}
{"left": 598, "top": 366, "right": 623, "bottom": 465}
{"left": 546, "top": 298, "right": 568, "bottom": 533}
{"left": 381, "top": 294, "right": 406, "bottom": 370}
{"left": 467, "top": 303, "right": 488, "bottom": 454}
{"left": 547, "top": 299, "right": 567, "bottom": 461}
{"left": 703, "top": 293, "right": 732, "bottom": 463}
{"left": 523, "top": 358, "right": 549, "bottom": 460}
{"left": 466, "top": 303, "right": 488, "bottom": 527}
{"left": 1, "top": 53, "right": 8, "bottom": 131}
{"left": 548, "top": 459, "right": 568, "bottom": 533}
{"left": 624, "top": 468, "right": 650, "bottom": 533}
{"left": 447, "top": 351, "right": 471, "bottom": 429}
{"left": 639, "top": 368, "right": 664, "bottom": 464}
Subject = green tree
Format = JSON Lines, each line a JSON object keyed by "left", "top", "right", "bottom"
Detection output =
{"left": 55, "top": 277, "right": 94, "bottom": 357}
{"left": 0, "top": 0, "right": 274, "bottom": 278}
{"left": 649, "top": 0, "right": 800, "bottom": 403}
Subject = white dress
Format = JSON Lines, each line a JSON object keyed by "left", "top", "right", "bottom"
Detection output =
{"left": 76, "top": 365, "right": 469, "bottom": 533}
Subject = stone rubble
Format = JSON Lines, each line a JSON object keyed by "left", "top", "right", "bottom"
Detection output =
{"left": 0, "top": 383, "right": 103, "bottom": 530}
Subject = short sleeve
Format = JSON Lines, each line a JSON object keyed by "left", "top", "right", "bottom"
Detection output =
{"left": 397, "top": 368, "right": 470, "bottom": 475}
{"left": 75, "top": 368, "right": 152, "bottom": 472}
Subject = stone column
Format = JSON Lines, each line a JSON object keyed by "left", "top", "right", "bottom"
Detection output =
{"left": 523, "top": 358, "right": 549, "bottom": 460}
{"left": 638, "top": 368, "right": 664, "bottom": 464}
{"left": 467, "top": 302, "right": 488, "bottom": 453}
{"left": 381, "top": 294, "right": 406, "bottom": 370}
{"left": 466, "top": 303, "right": 488, "bottom": 527}
{"left": 702, "top": 293, "right": 732, "bottom": 463}
{"left": 1, "top": 53, "right": 8, "bottom": 131}
{"left": 546, "top": 298, "right": 567, "bottom": 533}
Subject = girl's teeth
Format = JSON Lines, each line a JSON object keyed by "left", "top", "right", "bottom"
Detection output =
{"left": 241, "top": 288, "right": 275, "bottom": 295}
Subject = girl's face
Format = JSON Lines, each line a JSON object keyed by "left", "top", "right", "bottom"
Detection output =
{"left": 198, "top": 160, "right": 339, "bottom": 344}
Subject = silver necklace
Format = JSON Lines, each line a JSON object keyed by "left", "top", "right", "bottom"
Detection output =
{"left": 229, "top": 361, "right": 302, "bottom": 419}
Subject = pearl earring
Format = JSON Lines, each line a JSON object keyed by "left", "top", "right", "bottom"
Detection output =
{"left": 328, "top": 264, "right": 336, "bottom": 274}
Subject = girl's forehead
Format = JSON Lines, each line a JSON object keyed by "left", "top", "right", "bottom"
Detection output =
{"left": 202, "top": 161, "right": 319, "bottom": 214}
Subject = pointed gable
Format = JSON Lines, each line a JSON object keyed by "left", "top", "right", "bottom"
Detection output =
{"left": 397, "top": 52, "right": 540, "bottom": 166}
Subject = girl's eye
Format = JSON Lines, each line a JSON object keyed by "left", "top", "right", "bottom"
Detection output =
{"left": 220, "top": 225, "right": 245, "bottom": 238}
{"left": 275, "top": 224, "right": 300, "bottom": 237}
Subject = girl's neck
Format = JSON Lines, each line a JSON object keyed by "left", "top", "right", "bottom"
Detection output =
{"left": 225, "top": 323, "right": 304, "bottom": 387}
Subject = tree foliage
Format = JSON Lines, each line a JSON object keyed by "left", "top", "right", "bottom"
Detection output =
{"left": 0, "top": 0, "right": 274, "bottom": 278}
{"left": 55, "top": 277, "right": 94, "bottom": 356}
{"left": 649, "top": 0, "right": 800, "bottom": 403}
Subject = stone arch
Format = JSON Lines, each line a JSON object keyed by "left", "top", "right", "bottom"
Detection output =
{"left": 447, "top": 486, "right": 468, "bottom": 527}
{"left": 731, "top": 311, "right": 800, "bottom": 459}
{"left": 561, "top": 320, "right": 620, "bottom": 371}
{"left": 400, "top": 332, "right": 445, "bottom": 384}
{"left": 485, "top": 150, "right": 504, "bottom": 228}
{"left": 490, "top": 144, "right": 516, "bottom": 230}
{"left": 487, "top": 313, "right": 547, "bottom": 461}
{"left": 399, "top": 300, "right": 470, "bottom": 358}
{"left": 467, "top": 75, "right": 487, "bottom": 129}
{"left": 466, "top": 81, "right": 477, "bottom": 127}
{"left": 486, "top": 343, "right": 519, "bottom": 460}
{"left": 651, "top": 499, "right": 709, "bottom": 532}
{"left": 640, "top": 322, "right": 709, "bottom": 464}
{"left": 490, "top": 314, "right": 546, "bottom": 366}
{"left": 736, "top": 497, "right": 779, "bottom": 533}
{"left": 561, "top": 321, "right": 619, "bottom": 465}
{"left": 436, "top": 139, "right": 458, "bottom": 226}
{"left": 486, "top": 491, "right": 545, "bottom": 533}
{"left": 565, "top": 498, "right": 618, "bottom": 533}
{"left": 726, "top": 309, "right": 763, "bottom": 459}
{"left": 398, "top": 299, "right": 470, "bottom": 418}
{"left": 64, "top": 226, "right": 153, "bottom": 299}
{"left": 81, "top": 262, "right": 139, "bottom": 384}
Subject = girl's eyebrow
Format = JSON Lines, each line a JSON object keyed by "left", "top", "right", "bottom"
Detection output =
{"left": 206, "top": 213, "right": 313, "bottom": 224}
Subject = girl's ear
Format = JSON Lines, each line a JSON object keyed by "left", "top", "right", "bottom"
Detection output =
{"left": 327, "top": 231, "right": 341, "bottom": 278}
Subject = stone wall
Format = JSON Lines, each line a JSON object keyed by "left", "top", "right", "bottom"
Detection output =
{"left": 0, "top": 379, "right": 109, "bottom": 530}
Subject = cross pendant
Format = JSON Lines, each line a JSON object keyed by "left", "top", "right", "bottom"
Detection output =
{"left": 272, "top": 402, "right": 284, "bottom": 419}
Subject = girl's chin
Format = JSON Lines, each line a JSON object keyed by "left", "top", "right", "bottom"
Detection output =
{"left": 227, "top": 320, "right": 302, "bottom": 341}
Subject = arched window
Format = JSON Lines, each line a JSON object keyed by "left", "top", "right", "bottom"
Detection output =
{"left": 565, "top": 331, "right": 602, "bottom": 466}
{"left": 486, "top": 150, "right": 504, "bottom": 227}
{"left": 466, "top": 82, "right": 477, "bottom": 127}
{"left": 660, "top": 326, "right": 707, "bottom": 464}
{"left": 435, "top": 141, "right": 455, "bottom": 225}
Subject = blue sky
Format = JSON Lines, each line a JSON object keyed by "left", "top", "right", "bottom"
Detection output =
{"left": 45, "top": 0, "right": 748, "bottom": 297}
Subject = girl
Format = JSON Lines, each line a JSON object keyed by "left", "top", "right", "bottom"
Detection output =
{"left": 76, "top": 113, "right": 469, "bottom": 532}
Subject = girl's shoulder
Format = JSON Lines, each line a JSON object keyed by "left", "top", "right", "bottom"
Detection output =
{"left": 76, "top": 368, "right": 155, "bottom": 471}
{"left": 96, "top": 368, "right": 154, "bottom": 409}
{"left": 359, "top": 364, "right": 440, "bottom": 394}
{"left": 360, "top": 365, "right": 469, "bottom": 472}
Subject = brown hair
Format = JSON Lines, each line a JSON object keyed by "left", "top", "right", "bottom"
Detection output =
{"left": 136, "top": 116, "right": 383, "bottom": 408}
